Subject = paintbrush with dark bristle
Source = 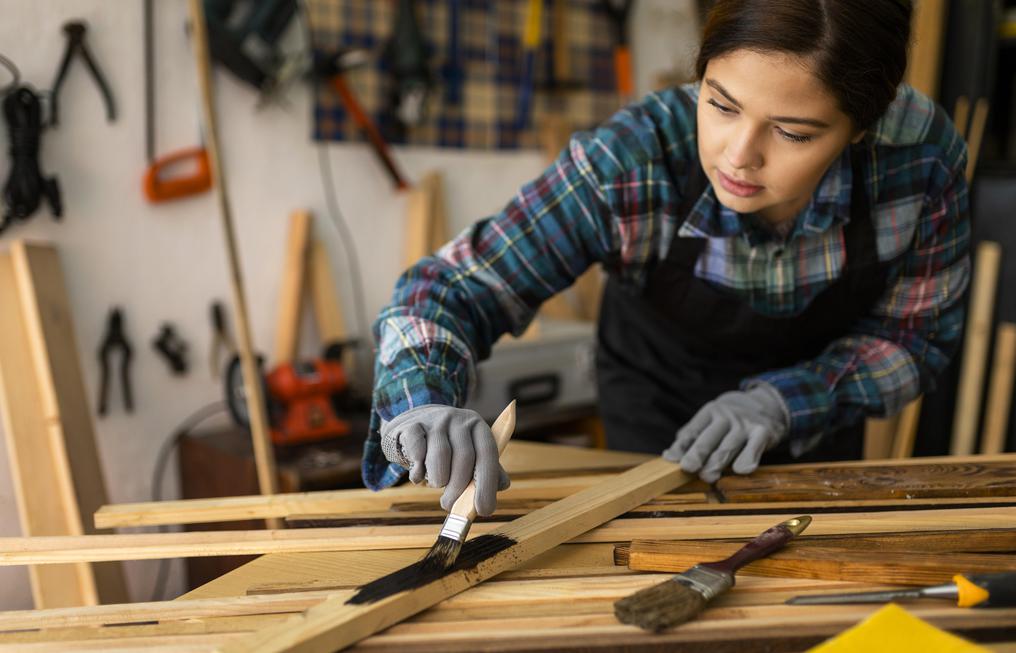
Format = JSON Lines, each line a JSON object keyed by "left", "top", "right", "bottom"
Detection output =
{"left": 614, "top": 515, "right": 812, "bottom": 632}
{"left": 417, "top": 400, "right": 517, "bottom": 576}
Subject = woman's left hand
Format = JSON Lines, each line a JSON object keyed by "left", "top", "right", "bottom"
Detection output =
{"left": 663, "top": 384, "right": 789, "bottom": 483}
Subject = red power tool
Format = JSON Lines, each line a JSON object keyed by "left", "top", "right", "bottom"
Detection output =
{"left": 225, "top": 353, "right": 352, "bottom": 446}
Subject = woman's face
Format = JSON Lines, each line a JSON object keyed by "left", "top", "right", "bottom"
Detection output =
{"left": 696, "top": 49, "right": 863, "bottom": 224}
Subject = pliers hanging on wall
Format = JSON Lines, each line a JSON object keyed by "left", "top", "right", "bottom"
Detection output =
{"left": 50, "top": 20, "right": 116, "bottom": 126}
{"left": 98, "top": 308, "right": 133, "bottom": 416}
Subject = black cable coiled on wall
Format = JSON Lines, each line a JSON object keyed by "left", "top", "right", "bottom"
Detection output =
{"left": 2, "top": 86, "right": 61, "bottom": 233}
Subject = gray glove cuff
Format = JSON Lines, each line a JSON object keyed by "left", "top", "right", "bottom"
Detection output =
{"left": 744, "top": 382, "right": 790, "bottom": 434}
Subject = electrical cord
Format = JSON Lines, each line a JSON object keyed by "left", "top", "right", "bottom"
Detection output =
{"left": 148, "top": 401, "right": 227, "bottom": 602}
{"left": 2, "top": 85, "right": 61, "bottom": 233}
{"left": 296, "top": 0, "right": 372, "bottom": 354}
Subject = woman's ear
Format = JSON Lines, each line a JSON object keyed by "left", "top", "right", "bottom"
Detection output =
{"left": 850, "top": 129, "right": 867, "bottom": 144}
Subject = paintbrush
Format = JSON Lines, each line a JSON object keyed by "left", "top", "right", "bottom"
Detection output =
{"left": 416, "top": 400, "right": 517, "bottom": 575}
{"left": 614, "top": 514, "right": 812, "bottom": 632}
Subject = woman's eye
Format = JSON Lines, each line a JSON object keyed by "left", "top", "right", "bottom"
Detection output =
{"left": 708, "top": 98, "right": 735, "bottom": 115}
{"left": 777, "top": 127, "right": 813, "bottom": 144}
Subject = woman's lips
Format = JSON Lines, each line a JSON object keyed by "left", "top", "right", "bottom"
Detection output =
{"left": 717, "top": 169, "right": 764, "bottom": 197}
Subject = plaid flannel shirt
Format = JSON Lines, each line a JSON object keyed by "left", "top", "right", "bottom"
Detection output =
{"left": 363, "top": 82, "right": 970, "bottom": 490}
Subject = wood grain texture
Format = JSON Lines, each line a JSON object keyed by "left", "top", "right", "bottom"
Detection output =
{"left": 216, "top": 457, "right": 691, "bottom": 653}
{"left": 16, "top": 507, "right": 1016, "bottom": 565}
{"left": 715, "top": 460, "right": 1016, "bottom": 502}
{"left": 621, "top": 539, "right": 1016, "bottom": 586}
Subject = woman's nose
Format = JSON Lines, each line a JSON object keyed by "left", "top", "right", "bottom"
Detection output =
{"left": 724, "top": 128, "right": 763, "bottom": 170}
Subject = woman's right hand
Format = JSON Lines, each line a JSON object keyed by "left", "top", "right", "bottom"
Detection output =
{"left": 380, "top": 404, "right": 510, "bottom": 516}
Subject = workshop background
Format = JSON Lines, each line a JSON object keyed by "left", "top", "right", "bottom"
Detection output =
{"left": 0, "top": 0, "right": 699, "bottom": 608}
{"left": 0, "top": 0, "right": 1013, "bottom": 614}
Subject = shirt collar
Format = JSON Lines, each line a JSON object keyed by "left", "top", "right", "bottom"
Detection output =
{"left": 678, "top": 147, "right": 854, "bottom": 244}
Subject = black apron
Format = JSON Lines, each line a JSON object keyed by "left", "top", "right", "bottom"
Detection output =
{"left": 596, "top": 144, "right": 888, "bottom": 463}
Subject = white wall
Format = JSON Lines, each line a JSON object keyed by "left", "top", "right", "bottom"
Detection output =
{"left": 0, "top": 0, "right": 697, "bottom": 608}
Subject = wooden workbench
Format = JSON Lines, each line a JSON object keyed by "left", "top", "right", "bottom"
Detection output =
{"left": 1, "top": 442, "right": 1015, "bottom": 652}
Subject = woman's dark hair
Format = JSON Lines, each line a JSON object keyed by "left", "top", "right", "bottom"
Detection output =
{"left": 695, "top": 0, "right": 912, "bottom": 130}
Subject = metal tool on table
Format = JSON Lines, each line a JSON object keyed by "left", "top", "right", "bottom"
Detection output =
{"left": 224, "top": 344, "right": 355, "bottom": 446}
{"left": 600, "top": 0, "right": 634, "bottom": 101}
{"left": 787, "top": 572, "right": 1016, "bottom": 609}
{"left": 50, "top": 20, "right": 116, "bottom": 126}
{"left": 152, "top": 323, "right": 189, "bottom": 376}
{"left": 2, "top": 86, "right": 61, "bottom": 233}
{"left": 315, "top": 49, "right": 409, "bottom": 190}
{"left": 209, "top": 300, "right": 236, "bottom": 378}
{"left": 614, "top": 515, "right": 812, "bottom": 632}
{"left": 142, "top": 0, "right": 211, "bottom": 203}
{"left": 97, "top": 308, "right": 133, "bottom": 416}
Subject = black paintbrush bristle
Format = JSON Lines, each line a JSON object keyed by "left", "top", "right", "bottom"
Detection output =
{"left": 416, "top": 535, "right": 463, "bottom": 576}
{"left": 614, "top": 578, "right": 708, "bottom": 632}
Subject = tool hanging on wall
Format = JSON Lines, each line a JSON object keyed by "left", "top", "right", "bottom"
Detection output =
{"left": 152, "top": 323, "right": 189, "bottom": 376}
{"left": 142, "top": 0, "right": 211, "bottom": 203}
{"left": 315, "top": 50, "right": 409, "bottom": 190}
{"left": 1, "top": 86, "right": 61, "bottom": 233}
{"left": 383, "top": 0, "right": 432, "bottom": 136}
{"left": 49, "top": 20, "right": 116, "bottom": 126}
{"left": 208, "top": 300, "right": 236, "bottom": 378}
{"left": 442, "top": 0, "right": 464, "bottom": 107}
{"left": 203, "top": 0, "right": 299, "bottom": 101}
{"left": 97, "top": 308, "right": 134, "bottom": 416}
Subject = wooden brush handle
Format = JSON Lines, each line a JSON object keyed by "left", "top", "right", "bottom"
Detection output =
{"left": 701, "top": 516, "right": 809, "bottom": 575}
{"left": 448, "top": 401, "right": 517, "bottom": 520}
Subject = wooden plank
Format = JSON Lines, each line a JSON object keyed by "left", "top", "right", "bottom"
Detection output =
{"left": 982, "top": 322, "right": 1016, "bottom": 454}
{"left": 891, "top": 396, "right": 922, "bottom": 458}
{"left": 904, "top": 0, "right": 946, "bottom": 99}
{"left": 501, "top": 440, "right": 651, "bottom": 474}
{"left": 621, "top": 539, "right": 1016, "bottom": 586}
{"left": 273, "top": 210, "right": 312, "bottom": 364}
{"left": 7, "top": 243, "right": 128, "bottom": 604}
{"left": 617, "top": 528, "right": 1016, "bottom": 560}
{"left": 94, "top": 473, "right": 619, "bottom": 529}
{"left": 0, "top": 593, "right": 330, "bottom": 632}
{"left": 952, "top": 240, "right": 1002, "bottom": 455}
{"left": 715, "top": 459, "right": 1016, "bottom": 502}
{"left": 95, "top": 453, "right": 1016, "bottom": 528}
{"left": 307, "top": 239, "right": 347, "bottom": 345}
{"left": 188, "top": 0, "right": 280, "bottom": 509}
{"left": 862, "top": 416, "right": 897, "bottom": 460}
{"left": 215, "top": 457, "right": 691, "bottom": 652}
{"left": 24, "top": 507, "right": 1016, "bottom": 565}
{"left": 0, "top": 252, "right": 96, "bottom": 608}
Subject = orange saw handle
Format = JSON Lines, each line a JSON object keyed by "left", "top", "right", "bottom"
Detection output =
{"left": 143, "top": 147, "right": 212, "bottom": 203}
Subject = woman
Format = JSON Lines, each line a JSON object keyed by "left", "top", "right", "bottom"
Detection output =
{"left": 363, "top": 0, "right": 970, "bottom": 516}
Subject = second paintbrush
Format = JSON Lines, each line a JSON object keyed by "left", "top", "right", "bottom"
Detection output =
{"left": 615, "top": 515, "right": 812, "bottom": 631}
{"left": 417, "top": 401, "right": 517, "bottom": 574}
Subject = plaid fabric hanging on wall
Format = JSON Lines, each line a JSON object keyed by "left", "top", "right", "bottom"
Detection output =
{"left": 307, "top": 0, "right": 624, "bottom": 149}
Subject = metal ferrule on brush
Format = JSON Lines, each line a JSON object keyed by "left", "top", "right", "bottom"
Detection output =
{"left": 439, "top": 513, "right": 472, "bottom": 542}
{"left": 676, "top": 565, "right": 735, "bottom": 601}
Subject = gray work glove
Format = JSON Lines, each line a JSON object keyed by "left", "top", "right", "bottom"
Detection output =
{"left": 380, "top": 404, "right": 510, "bottom": 516}
{"left": 662, "top": 384, "right": 789, "bottom": 483}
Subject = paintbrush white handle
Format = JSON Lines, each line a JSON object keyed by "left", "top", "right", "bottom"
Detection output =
{"left": 448, "top": 401, "right": 516, "bottom": 521}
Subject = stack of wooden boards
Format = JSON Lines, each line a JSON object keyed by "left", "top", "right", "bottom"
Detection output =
{"left": 0, "top": 442, "right": 1014, "bottom": 651}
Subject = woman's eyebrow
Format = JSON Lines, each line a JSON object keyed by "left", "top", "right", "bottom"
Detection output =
{"left": 704, "top": 78, "right": 831, "bottom": 129}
